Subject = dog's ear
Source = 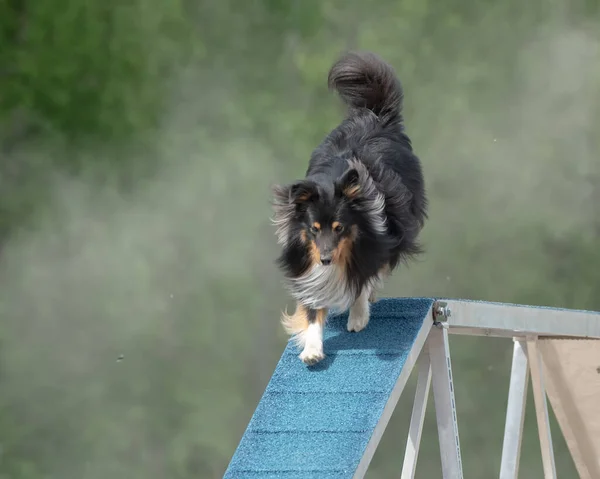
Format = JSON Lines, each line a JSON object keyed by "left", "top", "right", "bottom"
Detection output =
{"left": 338, "top": 168, "right": 361, "bottom": 199}
{"left": 289, "top": 180, "right": 318, "bottom": 204}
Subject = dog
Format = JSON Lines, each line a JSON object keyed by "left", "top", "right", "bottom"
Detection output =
{"left": 271, "top": 51, "right": 427, "bottom": 365}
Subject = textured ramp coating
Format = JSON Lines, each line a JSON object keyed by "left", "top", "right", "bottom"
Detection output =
{"left": 224, "top": 297, "right": 434, "bottom": 478}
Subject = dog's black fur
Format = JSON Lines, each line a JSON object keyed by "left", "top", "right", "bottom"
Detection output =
{"left": 271, "top": 51, "right": 427, "bottom": 363}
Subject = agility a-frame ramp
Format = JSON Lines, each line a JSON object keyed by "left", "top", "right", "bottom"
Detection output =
{"left": 223, "top": 298, "right": 600, "bottom": 479}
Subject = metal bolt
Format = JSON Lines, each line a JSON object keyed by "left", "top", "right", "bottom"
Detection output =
{"left": 433, "top": 301, "right": 451, "bottom": 321}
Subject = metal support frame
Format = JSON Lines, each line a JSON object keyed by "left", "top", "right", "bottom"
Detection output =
{"left": 527, "top": 338, "right": 557, "bottom": 479}
{"left": 400, "top": 304, "right": 463, "bottom": 479}
{"left": 401, "top": 347, "right": 431, "bottom": 479}
{"left": 429, "top": 323, "right": 464, "bottom": 479}
{"left": 499, "top": 339, "right": 529, "bottom": 479}
{"left": 393, "top": 300, "right": 600, "bottom": 478}
{"left": 440, "top": 300, "right": 600, "bottom": 339}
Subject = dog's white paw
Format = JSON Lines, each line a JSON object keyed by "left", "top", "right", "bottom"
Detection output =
{"left": 299, "top": 345, "right": 325, "bottom": 365}
{"left": 347, "top": 310, "right": 370, "bottom": 332}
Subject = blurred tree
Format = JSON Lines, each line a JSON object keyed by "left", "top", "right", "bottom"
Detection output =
{"left": 0, "top": 0, "right": 599, "bottom": 477}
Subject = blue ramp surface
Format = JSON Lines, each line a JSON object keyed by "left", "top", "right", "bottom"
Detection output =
{"left": 224, "top": 297, "right": 435, "bottom": 479}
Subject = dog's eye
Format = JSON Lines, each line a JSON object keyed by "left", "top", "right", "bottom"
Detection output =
{"left": 333, "top": 224, "right": 344, "bottom": 233}
{"left": 309, "top": 225, "right": 319, "bottom": 234}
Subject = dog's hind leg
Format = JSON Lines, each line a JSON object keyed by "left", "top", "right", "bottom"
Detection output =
{"left": 368, "top": 289, "right": 377, "bottom": 303}
{"left": 347, "top": 284, "right": 372, "bottom": 332}
{"left": 368, "top": 264, "right": 390, "bottom": 303}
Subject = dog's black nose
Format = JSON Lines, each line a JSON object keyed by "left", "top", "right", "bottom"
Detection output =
{"left": 321, "top": 257, "right": 332, "bottom": 265}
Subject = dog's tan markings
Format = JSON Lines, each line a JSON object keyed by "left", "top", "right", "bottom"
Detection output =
{"left": 332, "top": 238, "right": 352, "bottom": 267}
{"left": 281, "top": 303, "right": 328, "bottom": 364}
{"left": 332, "top": 225, "right": 357, "bottom": 268}
{"left": 296, "top": 192, "right": 313, "bottom": 202}
{"left": 312, "top": 222, "right": 321, "bottom": 231}
{"left": 281, "top": 302, "right": 309, "bottom": 345}
{"left": 316, "top": 308, "right": 327, "bottom": 325}
{"left": 300, "top": 230, "right": 307, "bottom": 244}
{"left": 332, "top": 221, "right": 342, "bottom": 231}
{"left": 309, "top": 240, "right": 321, "bottom": 265}
{"left": 281, "top": 303, "right": 327, "bottom": 335}
{"left": 343, "top": 184, "right": 361, "bottom": 199}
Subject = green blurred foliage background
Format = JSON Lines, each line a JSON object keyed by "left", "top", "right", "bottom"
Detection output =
{"left": 0, "top": 0, "right": 599, "bottom": 477}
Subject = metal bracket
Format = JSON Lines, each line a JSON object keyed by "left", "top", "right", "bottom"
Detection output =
{"left": 433, "top": 301, "right": 452, "bottom": 325}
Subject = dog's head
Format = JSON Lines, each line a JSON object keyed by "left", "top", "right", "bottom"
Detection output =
{"left": 272, "top": 161, "right": 387, "bottom": 267}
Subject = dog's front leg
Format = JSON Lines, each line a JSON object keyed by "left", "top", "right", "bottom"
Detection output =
{"left": 347, "top": 285, "right": 371, "bottom": 332}
{"left": 298, "top": 307, "right": 327, "bottom": 365}
{"left": 298, "top": 306, "right": 327, "bottom": 365}
{"left": 281, "top": 302, "right": 327, "bottom": 365}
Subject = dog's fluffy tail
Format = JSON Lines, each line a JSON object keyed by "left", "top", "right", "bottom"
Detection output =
{"left": 328, "top": 51, "right": 404, "bottom": 125}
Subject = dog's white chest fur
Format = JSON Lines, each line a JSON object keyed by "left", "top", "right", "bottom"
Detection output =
{"left": 287, "top": 264, "right": 356, "bottom": 311}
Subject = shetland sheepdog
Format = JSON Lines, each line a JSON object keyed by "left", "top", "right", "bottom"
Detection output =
{"left": 271, "top": 51, "right": 427, "bottom": 365}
